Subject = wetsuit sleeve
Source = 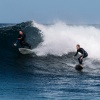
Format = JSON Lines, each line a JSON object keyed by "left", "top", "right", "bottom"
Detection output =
{"left": 81, "top": 48, "right": 85, "bottom": 57}
{"left": 74, "top": 50, "right": 78, "bottom": 56}
{"left": 17, "top": 35, "right": 22, "bottom": 40}
{"left": 18, "top": 35, "right": 20, "bottom": 38}
{"left": 18, "top": 34, "right": 25, "bottom": 41}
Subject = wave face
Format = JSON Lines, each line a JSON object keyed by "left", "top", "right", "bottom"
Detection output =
{"left": 0, "top": 21, "right": 100, "bottom": 60}
{"left": 0, "top": 21, "right": 42, "bottom": 58}
{"left": 32, "top": 21, "right": 100, "bottom": 60}
{"left": 0, "top": 21, "right": 100, "bottom": 100}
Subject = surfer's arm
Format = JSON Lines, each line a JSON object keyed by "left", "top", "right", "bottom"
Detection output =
{"left": 18, "top": 37, "right": 22, "bottom": 40}
{"left": 74, "top": 51, "right": 78, "bottom": 57}
{"left": 18, "top": 34, "right": 25, "bottom": 40}
{"left": 17, "top": 34, "right": 23, "bottom": 40}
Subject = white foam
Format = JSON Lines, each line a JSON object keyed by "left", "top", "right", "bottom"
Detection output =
{"left": 32, "top": 21, "right": 100, "bottom": 60}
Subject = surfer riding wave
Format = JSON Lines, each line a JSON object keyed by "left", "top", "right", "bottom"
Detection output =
{"left": 73, "top": 44, "right": 88, "bottom": 66}
{"left": 14, "top": 30, "right": 31, "bottom": 49}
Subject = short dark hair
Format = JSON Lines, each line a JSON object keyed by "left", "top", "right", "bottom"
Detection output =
{"left": 76, "top": 44, "right": 80, "bottom": 48}
{"left": 19, "top": 30, "right": 23, "bottom": 32}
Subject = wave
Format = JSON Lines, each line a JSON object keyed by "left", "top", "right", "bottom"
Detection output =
{"left": 0, "top": 20, "right": 100, "bottom": 75}
{"left": 0, "top": 21, "right": 42, "bottom": 57}
{"left": 0, "top": 20, "right": 100, "bottom": 61}
{"left": 32, "top": 21, "right": 100, "bottom": 60}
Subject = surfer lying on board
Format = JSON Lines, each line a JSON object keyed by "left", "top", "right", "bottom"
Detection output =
{"left": 14, "top": 30, "right": 31, "bottom": 49}
{"left": 73, "top": 44, "right": 88, "bottom": 66}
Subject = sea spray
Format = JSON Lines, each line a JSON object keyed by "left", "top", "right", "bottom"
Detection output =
{"left": 32, "top": 21, "right": 100, "bottom": 60}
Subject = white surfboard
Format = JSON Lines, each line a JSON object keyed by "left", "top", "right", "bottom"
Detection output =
{"left": 19, "top": 48, "right": 33, "bottom": 54}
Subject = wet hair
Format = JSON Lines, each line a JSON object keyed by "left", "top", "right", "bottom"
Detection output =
{"left": 76, "top": 44, "right": 80, "bottom": 48}
{"left": 19, "top": 30, "right": 23, "bottom": 32}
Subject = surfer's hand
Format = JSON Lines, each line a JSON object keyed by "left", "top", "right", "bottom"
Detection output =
{"left": 18, "top": 38, "right": 21, "bottom": 40}
{"left": 14, "top": 43, "right": 17, "bottom": 46}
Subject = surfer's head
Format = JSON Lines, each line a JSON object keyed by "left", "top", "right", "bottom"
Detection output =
{"left": 76, "top": 44, "right": 80, "bottom": 50}
{"left": 19, "top": 30, "right": 23, "bottom": 35}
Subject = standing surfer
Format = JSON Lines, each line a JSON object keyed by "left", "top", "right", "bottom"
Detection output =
{"left": 73, "top": 44, "right": 88, "bottom": 66}
{"left": 14, "top": 30, "right": 31, "bottom": 49}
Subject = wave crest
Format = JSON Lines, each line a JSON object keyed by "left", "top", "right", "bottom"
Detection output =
{"left": 32, "top": 21, "right": 100, "bottom": 60}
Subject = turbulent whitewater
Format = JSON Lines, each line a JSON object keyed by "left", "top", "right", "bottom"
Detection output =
{"left": 0, "top": 21, "right": 100, "bottom": 100}
{"left": 32, "top": 21, "right": 100, "bottom": 60}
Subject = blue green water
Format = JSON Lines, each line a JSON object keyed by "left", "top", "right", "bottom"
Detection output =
{"left": 0, "top": 22, "right": 100, "bottom": 100}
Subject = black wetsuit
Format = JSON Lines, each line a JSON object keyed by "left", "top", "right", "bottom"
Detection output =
{"left": 74, "top": 48, "right": 88, "bottom": 65}
{"left": 18, "top": 34, "right": 31, "bottom": 49}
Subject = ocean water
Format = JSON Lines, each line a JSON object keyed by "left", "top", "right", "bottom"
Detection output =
{"left": 0, "top": 21, "right": 100, "bottom": 100}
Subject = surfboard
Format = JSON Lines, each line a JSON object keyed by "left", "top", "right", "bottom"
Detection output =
{"left": 19, "top": 48, "right": 33, "bottom": 54}
{"left": 75, "top": 64, "right": 83, "bottom": 71}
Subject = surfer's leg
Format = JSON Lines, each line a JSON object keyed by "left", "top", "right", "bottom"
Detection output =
{"left": 20, "top": 41, "right": 25, "bottom": 48}
{"left": 83, "top": 55, "right": 88, "bottom": 59}
{"left": 78, "top": 56, "right": 83, "bottom": 65}
{"left": 24, "top": 42, "right": 31, "bottom": 49}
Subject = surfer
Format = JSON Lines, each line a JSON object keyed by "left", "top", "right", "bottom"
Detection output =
{"left": 14, "top": 30, "right": 31, "bottom": 49}
{"left": 73, "top": 44, "right": 88, "bottom": 66}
